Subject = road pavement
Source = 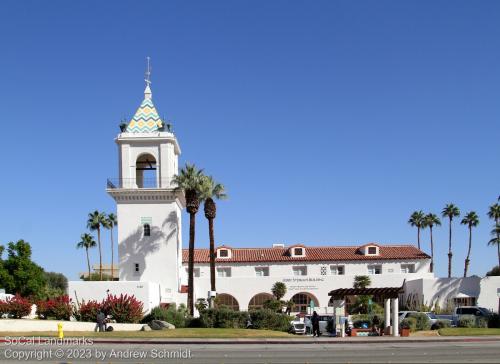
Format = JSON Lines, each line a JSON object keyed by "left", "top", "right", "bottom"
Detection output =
{"left": 1, "top": 339, "right": 500, "bottom": 363}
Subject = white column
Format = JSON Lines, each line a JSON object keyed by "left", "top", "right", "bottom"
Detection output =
{"left": 384, "top": 298, "right": 391, "bottom": 331}
{"left": 392, "top": 297, "right": 399, "bottom": 337}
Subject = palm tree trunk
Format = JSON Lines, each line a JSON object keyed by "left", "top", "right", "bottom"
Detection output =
{"left": 497, "top": 218, "right": 500, "bottom": 268}
{"left": 464, "top": 226, "right": 472, "bottom": 277}
{"left": 417, "top": 227, "right": 420, "bottom": 250}
{"left": 187, "top": 212, "right": 196, "bottom": 316}
{"left": 85, "top": 248, "right": 91, "bottom": 280}
{"left": 110, "top": 224, "right": 115, "bottom": 281}
{"left": 97, "top": 228, "right": 103, "bottom": 280}
{"left": 448, "top": 217, "right": 452, "bottom": 278}
{"left": 430, "top": 227, "right": 434, "bottom": 273}
{"left": 209, "top": 217, "right": 216, "bottom": 292}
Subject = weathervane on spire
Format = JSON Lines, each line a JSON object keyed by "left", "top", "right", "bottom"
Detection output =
{"left": 145, "top": 56, "right": 152, "bottom": 86}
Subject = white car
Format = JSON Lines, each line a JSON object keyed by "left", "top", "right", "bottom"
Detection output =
{"left": 290, "top": 318, "right": 307, "bottom": 335}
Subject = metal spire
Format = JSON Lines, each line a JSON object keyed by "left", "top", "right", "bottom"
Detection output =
{"left": 145, "top": 56, "right": 152, "bottom": 86}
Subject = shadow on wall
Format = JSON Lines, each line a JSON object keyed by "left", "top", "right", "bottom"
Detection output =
{"left": 120, "top": 211, "right": 180, "bottom": 281}
{"left": 429, "top": 276, "right": 481, "bottom": 309}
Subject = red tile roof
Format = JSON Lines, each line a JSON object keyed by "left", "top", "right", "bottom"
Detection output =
{"left": 182, "top": 244, "right": 429, "bottom": 263}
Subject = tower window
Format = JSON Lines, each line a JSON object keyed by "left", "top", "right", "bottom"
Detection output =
{"left": 134, "top": 263, "right": 140, "bottom": 273}
{"left": 143, "top": 224, "right": 151, "bottom": 237}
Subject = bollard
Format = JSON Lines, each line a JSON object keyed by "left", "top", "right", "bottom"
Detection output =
{"left": 57, "top": 323, "right": 64, "bottom": 339}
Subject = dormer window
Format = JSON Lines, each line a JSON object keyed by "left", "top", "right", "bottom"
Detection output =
{"left": 360, "top": 244, "right": 380, "bottom": 256}
{"left": 217, "top": 247, "right": 232, "bottom": 259}
{"left": 290, "top": 245, "right": 306, "bottom": 257}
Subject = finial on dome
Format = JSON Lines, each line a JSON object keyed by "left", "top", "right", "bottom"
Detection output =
{"left": 144, "top": 56, "right": 152, "bottom": 99}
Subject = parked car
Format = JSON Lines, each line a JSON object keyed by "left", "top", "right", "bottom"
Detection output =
{"left": 304, "top": 314, "right": 333, "bottom": 335}
{"left": 398, "top": 311, "right": 451, "bottom": 329}
{"left": 451, "top": 306, "right": 491, "bottom": 326}
{"left": 289, "top": 318, "right": 307, "bottom": 335}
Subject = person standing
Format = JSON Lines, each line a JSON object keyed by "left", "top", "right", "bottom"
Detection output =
{"left": 312, "top": 311, "right": 320, "bottom": 337}
{"left": 96, "top": 310, "right": 106, "bottom": 332}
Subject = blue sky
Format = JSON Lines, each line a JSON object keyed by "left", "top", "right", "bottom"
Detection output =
{"left": 0, "top": 1, "right": 499, "bottom": 280}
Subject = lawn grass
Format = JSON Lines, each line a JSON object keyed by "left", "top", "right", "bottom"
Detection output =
{"left": 0, "top": 328, "right": 294, "bottom": 339}
{"left": 438, "top": 328, "right": 500, "bottom": 336}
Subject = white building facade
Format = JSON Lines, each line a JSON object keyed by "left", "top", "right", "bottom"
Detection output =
{"left": 68, "top": 75, "right": 500, "bottom": 316}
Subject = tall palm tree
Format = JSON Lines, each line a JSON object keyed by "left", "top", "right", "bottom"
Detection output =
{"left": 422, "top": 213, "right": 441, "bottom": 273}
{"left": 76, "top": 233, "right": 96, "bottom": 280}
{"left": 441, "top": 204, "right": 460, "bottom": 278}
{"left": 199, "top": 176, "right": 227, "bottom": 295}
{"left": 104, "top": 213, "right": 118, "bottom": 281}
{"left": 408, "top": 211, "right": 425, "bottom": 250}
{"left": 87, "top": 210, "right": 107, "bottom": 280}
{"left": 487, "top": 203, "right": 500, "bottom": 267}
{"left": 172, "top": 163, "right": 205, "bottom": 316}
{"left": 461, "top": 211, "right": 479, "bottom": 277}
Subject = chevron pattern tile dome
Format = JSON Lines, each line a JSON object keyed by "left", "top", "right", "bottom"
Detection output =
{"left": 126, "top": 86, "right": 163, "bottom": 133}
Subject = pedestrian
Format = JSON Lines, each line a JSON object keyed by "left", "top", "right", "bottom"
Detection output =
{"left": 372, "top": 315, "right": 381, "bottom": 336}
{"left": 311, "top": 311, "right": 320, "bottom": 337}
{"left": 95, "top": 310, "right": 106, "bottom": 332}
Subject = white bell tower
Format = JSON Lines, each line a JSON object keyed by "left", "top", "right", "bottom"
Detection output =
{"left": 107, "top": 59, "right": 184, "bottom": 303}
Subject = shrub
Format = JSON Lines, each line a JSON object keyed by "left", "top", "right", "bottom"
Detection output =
{"left": 476, "top": 317, "right": 489, "bottom": 328}
{"left": 198, "top": 307, "right": 248, "bottom": 329}
{"left": 413, "top": 313, "right": 430, "bottom": 331}
{"left": 401, "top": 317, "right": 417, "bottom": 332}
{"left": 37, "top": 295, "right": 73, "bottom": 320}
{"left": 249, "top": 309, "right": 291, "bottom": 332}
{"left": 142, "top": 305, "right": 186, "bottom": 328}
{"left": 101, "top": 294, "right": 144, "bottom": 323}
{"left": 262, "top": 299, "right": 282, "bottom": 312}
{"left": 458, "top": 315, "right": 476, "bottom": 328}
{"left": 7, "top": 295, "right": 32, "bottom": 318}
{"left": 488, "top": 313, "right": 500, "bottom": 328}
{"left": 432, "top": 320, "right": 451, "bottom": 330}
{"left": 0, "top": 300, "right": 8, "bottom": 317}
{"left": 77, "top": 300, "right": 101, "bottom": 322}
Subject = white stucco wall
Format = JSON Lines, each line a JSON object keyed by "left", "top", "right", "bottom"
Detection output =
{"left": 404, "top": 276, "right": 500, "bottom": 313}
{"left": 117, "top": 200, "right": 182, "bottom": 303}
{"left": 182, "top": 259, "right": 433, "bottom": 310}
{"left": 67, "top": 281, "right": 160, "bottom": 314}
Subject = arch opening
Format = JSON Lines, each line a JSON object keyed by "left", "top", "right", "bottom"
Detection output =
{"left": 248, "top": 293, "right": 274, "bottom": 310}
{"left": 215, "top": 293, "right": 240, "bottom": 311}
{"left": 135, "top": 154, "right": 157, "bottom": 188}
{"left": 291, "top": 292, "right": 319, "bottom": 313}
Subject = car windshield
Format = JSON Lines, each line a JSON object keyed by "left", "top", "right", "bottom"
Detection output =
{"left": 426, "top": 313, "right": 437, "bottom": 319}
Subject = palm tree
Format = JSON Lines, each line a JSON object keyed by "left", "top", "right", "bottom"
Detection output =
{"left": 271, "top": 282, "right": 287, "bottom": 300}
{"left": 172, "top": 163, "right": 205, "bottom": 316}
{"left": 408, "top": 211, "right": 425, "bottom": 250}
{"left": 488, "top": 224, "right": 500, "bottom": 267}
{"left": 199, "top": 176, "right": 227, "bottom": 294}
{"left": 488, "top": 203, "right": 500, "bottom": 267}
{"left": 353, "top": 275, "right": 371, "bottom": 289}
{"left": 461, "top": 211, "right": 479, "bottom": 277}
{"left": 87, "top": 210, "right": 107, "bottom": 280}
{"left": 76, "top": 233, "right": 96, "bottom": 280}
{"left": 104, "top": 213, "right": 118, "bottom": 281}
{"left": 423, "top": 213, "right": 441, "bottom": 273}
{"left": 441, "top": 204, "right": 460, "bottom": 278}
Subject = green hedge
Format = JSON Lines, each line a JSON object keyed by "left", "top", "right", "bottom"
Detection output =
{"left": 488, "top": 314, "right": 500, "bottom": 328}
{"left": 189, "top": 308, "right": 291, "bottom": 332}
{"left": 142, "top": 305, "right": 187, "bottom": 328}
{"left": 458, "top": 315, "right": 476, "bottom": 328}
{"left": 412, "top": 313, "right": 430, "bottom": 331}
{"left": 401, "top": 317, "right": 417, "bottom": 332}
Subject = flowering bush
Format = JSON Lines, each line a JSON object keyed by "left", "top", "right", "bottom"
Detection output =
{"left": 101, "top": 294, "right": 144, "bottom": 323}
{"left": 7, "top": 295, "right": 32, "bottom": 318}
{"left": 77, "top": 300, "right": 101, "bottom": 322}
{"left": 37, "top": 295, "right": 73, "bottom": 320}
{"left": 0, "top": 300, "right": 8, "bottom": 317}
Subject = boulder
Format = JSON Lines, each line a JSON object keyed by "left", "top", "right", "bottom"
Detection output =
{"left": 148, "top": 320, "right": 176, "bottom": 330}
{"left": 141, "top": 324, "right": 152, "bottom": 331}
